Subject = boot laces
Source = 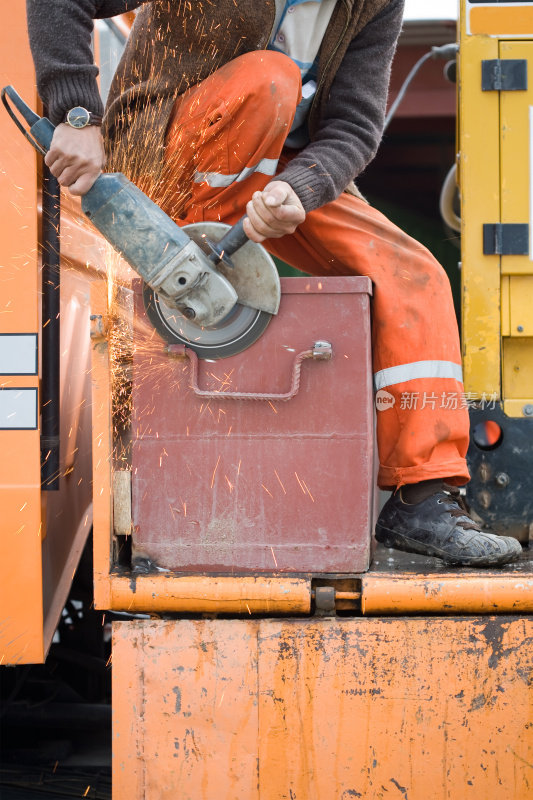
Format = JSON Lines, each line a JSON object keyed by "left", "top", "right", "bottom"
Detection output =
{"left": 440, "top": 486, "right": 482, "bottom": 531}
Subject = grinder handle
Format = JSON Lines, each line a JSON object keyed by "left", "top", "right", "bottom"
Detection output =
{"left": 209, "top": 216, "right": 249, "bottom": 264}
{"left": 1, "top": 85, "right": 55, "bottom": 155}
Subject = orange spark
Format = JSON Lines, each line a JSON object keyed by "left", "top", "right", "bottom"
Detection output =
{"left": 274, "top": 470, "right": 287, "bottom": 494}
{"left": 210, "top": 455, "right": 221, "bottom": 488}
{"left": 294, "top": 472, "right": 307, "bottom": 495}
{"left": 301, "top": 478, "right": 315, "bottom": 503}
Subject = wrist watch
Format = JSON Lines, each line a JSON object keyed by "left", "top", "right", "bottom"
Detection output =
{"left": 64, "top": 106, "right": 103, "bottom": 129}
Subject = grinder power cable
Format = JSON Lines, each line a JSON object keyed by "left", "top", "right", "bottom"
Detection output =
{"left": 2, "top": 85, "right": 281, "bottom": 359}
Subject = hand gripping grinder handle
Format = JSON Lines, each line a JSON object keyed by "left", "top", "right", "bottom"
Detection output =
{"left": 1, "top": 85, "right": 250, "bottom": 327}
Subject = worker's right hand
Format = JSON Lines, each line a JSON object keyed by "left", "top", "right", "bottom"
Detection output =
{"left": 45, "top": 124, "right": 106, "bottom": 196}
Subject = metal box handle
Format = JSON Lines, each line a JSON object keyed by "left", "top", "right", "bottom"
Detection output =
{"left": 166, "top": 342, "right": 332, "bottom": 401}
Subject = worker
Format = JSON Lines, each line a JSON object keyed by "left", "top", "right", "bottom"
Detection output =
{"left": 26, "top": 0, "right": 521, "bottom": 567}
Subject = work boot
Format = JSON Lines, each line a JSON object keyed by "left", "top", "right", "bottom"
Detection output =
{"left": 375, "top": 486, "right": 522, "bottom": 567}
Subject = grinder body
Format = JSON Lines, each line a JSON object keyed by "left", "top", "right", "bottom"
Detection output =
{"left": 81, "top": 173, "right": 238, "bottom": 325}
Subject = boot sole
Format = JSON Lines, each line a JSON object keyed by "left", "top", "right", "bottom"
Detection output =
{"left": 375, "top": 525, "right": 521, "bottom": 567}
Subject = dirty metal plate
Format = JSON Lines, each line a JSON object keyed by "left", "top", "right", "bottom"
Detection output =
{"left": 113, "top": 617, "right": 533, "bottom": 799}
{"left": 130, "top": 276, "right": 374, "bottom": 573}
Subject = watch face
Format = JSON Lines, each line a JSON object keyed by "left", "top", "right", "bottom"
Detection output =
{"left": 66, "top": 107, "right": 90, "bottom": 128}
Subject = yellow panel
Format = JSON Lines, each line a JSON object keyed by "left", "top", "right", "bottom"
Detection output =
{"left": 470, "top": 7, "right": 533, "bottom": 37}
{"left": 459, "top": 28, "right": 501, "bottom": 394}
{"left": 501, "top": 275, "right": 510, "bottom": 336}
{"left": 509, "top": 276, "right": 533, "bottom": 336}
{"left": 113, "top": 618, "right": 533, "bottom": 800}
{"left": 504, "top": 398, "right": 533, "bottom": 417}
{"left": 500, "top": 41, "right": 533, "bottom": 276}
{"left": 503, "top": 337, "right": 533, "bottom": 400}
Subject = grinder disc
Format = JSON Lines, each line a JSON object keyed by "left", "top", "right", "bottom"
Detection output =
{"left": 142, "top": 221, "right": 280, "bottom": 360}
{"left": 143, "top": 283, "right": 272, "bottom": 359}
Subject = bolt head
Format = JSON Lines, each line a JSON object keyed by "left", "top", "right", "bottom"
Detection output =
{"left": 523, "top": 404, "right": 533, "bottom": 417}
{"left": 495, "top": 472, "right": 510, "bottom": 487}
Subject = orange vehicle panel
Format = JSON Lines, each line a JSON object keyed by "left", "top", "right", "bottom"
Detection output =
{"left": 0, "top": 3, "right": 43, "bottom": 664}
{"left": 0, "top": 11, "right": 109, "bottom": 663}
{"left": 113, "top": 617, "right": 533, "bottom": 800}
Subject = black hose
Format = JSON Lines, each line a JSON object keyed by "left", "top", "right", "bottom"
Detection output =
{"left": 40, "top": 157, "right": 61, "bottom": 491}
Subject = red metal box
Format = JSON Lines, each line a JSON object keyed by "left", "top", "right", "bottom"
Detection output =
{"left": 131, "top": 276, "right": 373, "bottom": 573}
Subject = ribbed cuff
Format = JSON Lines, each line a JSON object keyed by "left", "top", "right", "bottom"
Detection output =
{"left": 45, "top": 71, "right": 103, "bottom": 125}
{"left": 276, "top": 162, "right": 331, "bottom": 213}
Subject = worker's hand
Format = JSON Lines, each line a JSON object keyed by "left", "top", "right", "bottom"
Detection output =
{"left": 45, "top": 124, "right": 106, "bottom": 196}
{"left": 244, "top": 180, "right": 306, "bottom": 242}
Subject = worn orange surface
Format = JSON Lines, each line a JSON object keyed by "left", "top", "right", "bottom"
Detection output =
{"left": 113, "top": 617, "right": 533, "bottom": 799}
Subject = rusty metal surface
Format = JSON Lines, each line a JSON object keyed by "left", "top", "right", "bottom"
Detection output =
{"left": 113, "top": 617, "right": 533, "bottom": 799}
{"left": 131, "top": 277, "right": 374, "bottom": 573}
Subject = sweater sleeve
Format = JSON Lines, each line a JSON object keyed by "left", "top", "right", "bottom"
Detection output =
{"left": 26, "top": 0, "right": 145, "bottom": 125}
{"left": 277, "top": 0, "right": 405, "bottom": 213}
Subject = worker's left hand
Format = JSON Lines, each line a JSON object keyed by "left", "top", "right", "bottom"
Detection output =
{"left": 244, "top": 181, "right": 306, "bottom": 242}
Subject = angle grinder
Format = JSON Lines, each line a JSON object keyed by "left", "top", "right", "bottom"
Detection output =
{"left": 2, "top": 86, "right": 281, "bottom": 359}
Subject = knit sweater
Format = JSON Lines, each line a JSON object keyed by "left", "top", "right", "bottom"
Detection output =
{"left": 26, "top": 0, "right": 404, "bottom": 212}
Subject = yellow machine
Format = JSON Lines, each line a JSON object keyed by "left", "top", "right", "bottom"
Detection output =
{"left": 0, "top": 2, "right": 531, "bottom": 798}
{"left": 460, "top": 0, "right": 533, "bottom": 543}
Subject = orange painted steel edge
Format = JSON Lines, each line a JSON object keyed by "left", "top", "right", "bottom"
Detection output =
{"left": 110, "top": 575, "right": 312, "bottom": 613}
{"left": 361, "top": 573, "right": 533, "bottom": 614}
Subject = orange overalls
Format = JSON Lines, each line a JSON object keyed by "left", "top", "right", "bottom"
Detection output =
{"left": 162, "top": 50, "right": 471, "bottom": 490}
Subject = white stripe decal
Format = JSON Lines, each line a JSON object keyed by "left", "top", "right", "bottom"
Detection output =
{"left": 374, "top": 360, "right": 464, "bottom": 391}
{"left": 0, "top": 388, "right": 38, "bottom": 430}
{"left": 194, "top": 158, "right": 279, "bottom": 188}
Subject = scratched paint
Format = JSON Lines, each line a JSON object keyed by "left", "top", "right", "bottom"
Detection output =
{"left": 113, "top": 617, "right": 533, "bottom": 799}
{"left": 130, "top": 277, "right": 374, "bottom": 573}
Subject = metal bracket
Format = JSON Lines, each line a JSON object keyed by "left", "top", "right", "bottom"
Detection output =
{"left": 483, "top": 224, "right": 529, "bottom": 256}
{"left": 482, "top": 59, "right": 527, "bottom": 92}
{"left": 314, "top": 587, "right": 337, "bottom": 617}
